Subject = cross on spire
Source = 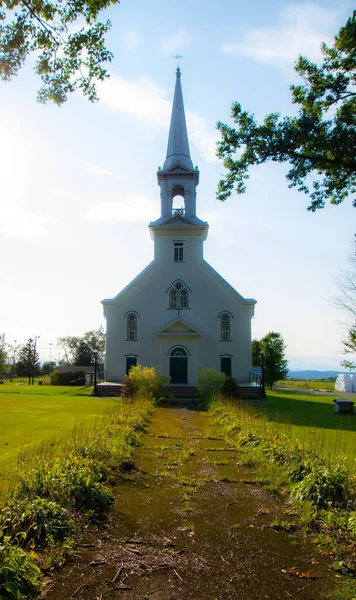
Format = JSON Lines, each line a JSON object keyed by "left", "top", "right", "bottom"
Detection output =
{"left": 173, "top": 52, "right": 184, "bottom": 72}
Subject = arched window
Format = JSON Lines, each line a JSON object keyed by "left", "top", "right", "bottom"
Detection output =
{"left": 127, "top": 312, "right": 137, "bottom": 340}
{"left": 170, "top": 346, "right": 188, "bottom": 357}
{"left": 220, "top": 312, "right": 231, "bottom": 341}
{"left": 169, "top": 281, "right": 189, "bottom": 309}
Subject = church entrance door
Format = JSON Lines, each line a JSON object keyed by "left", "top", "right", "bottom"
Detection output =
{"left": 169, "top": 347, "right": 188, "bottom": 384}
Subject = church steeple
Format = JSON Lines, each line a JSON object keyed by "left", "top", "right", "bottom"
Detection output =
{"left": 163, "top": 67, "right": 194, "bottom": 171}
{"left": 155, "top": 68, "right": 200, "bottom": 224}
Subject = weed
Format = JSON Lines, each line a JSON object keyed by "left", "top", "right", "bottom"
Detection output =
{"left": 270, "top": 518, "right": 297, "bottom": 532}
{"left": 331, "top": 577, "right": 356, "bottom": 599}
{"left": 0, "top": 394, "right": 153, "bottom": 598}
{"left": 0, "top": 540, "right": 41, "bottom": 599}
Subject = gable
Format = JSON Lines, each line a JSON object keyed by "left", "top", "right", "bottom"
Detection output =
{"left": 157, "top": 317, "right": 200, "bottom": 337}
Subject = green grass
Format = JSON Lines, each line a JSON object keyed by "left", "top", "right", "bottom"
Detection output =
{"left": 277, "top": 380, "right": 335, "bottom": 391}
{"left": 261, "top": 390, "right": 356, "bottom": 463}
{"left": 0, "top": 385, "right": 116, "bottom": 492}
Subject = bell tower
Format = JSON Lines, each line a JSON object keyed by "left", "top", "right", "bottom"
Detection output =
{"left": 151, "top": 68, "right": 204, "bottom": 226}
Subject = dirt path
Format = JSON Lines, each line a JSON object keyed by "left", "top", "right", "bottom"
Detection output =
{"left": 44, "top": 403, "right": 337, "bottom": 600}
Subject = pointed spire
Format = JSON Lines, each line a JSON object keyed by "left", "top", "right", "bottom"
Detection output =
{"left": 163, "top": 68, "right": 194, "bottom": 171}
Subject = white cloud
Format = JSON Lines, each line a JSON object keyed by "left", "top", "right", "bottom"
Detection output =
{"left": 124, "top": 30, "right": 139, "bottom": 50}
{"left": 85, "top": 195, "right": 159, "bottom": 222}
{"left": 0, "top": 204, "right": 54, "bottom": 241}
{"left": 84, "top": 162, "right": 117, "bottom": 178}
{"left": 98, "top": 74, "right": 218, "bottom": 162}
{"left": 221, "top": 4, "right": 338, "bottom": 69}
{"left": 161, "top": 28, "right": 191, "bottom": 53}
{"left": 98, "top": 75, "right": 170, "bottom": 128}
{"left": 186, "top": 110, "right": 218, "bottom": 163}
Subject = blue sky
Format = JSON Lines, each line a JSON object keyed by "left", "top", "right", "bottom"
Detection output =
{"left": 0, "top": 0, "right": 355, "bottom": 371}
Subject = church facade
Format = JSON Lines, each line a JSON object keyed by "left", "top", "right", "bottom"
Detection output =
{"left": 102, "top": 69, "right": 256, "bottom": 385}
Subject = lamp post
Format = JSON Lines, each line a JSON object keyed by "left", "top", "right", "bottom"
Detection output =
{"left": 32, "top": 335, "right": 40, "bottom": 385}
{"left": 93, "top": 350, "right": 98, "bottom": 396}
{"left": 260, "top": 351, "right": 266, "bottom": 398}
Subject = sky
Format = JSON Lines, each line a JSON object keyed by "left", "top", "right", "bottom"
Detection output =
{"left": 0, "top": 0, "right": 355, "bottom": 371}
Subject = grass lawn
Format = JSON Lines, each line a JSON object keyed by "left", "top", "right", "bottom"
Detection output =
{"left": 277, "top": 380, "right": 335, "bottom": 391}
{"left": 0, "top": 384, "right": 116, "bottom": 493}
{"left": 263, "top": 389, "right": 356, "bottom": 464}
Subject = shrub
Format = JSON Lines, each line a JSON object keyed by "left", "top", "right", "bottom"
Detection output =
{"left": 50, "top": 370, "right": 86, "bottom": 386}
{"left": 0, "top": 497, "right": 74, "bottom": 548}
{"left": 121, "top": 365, "right": 168, "bottom": 400}
{"left": 222, "top": 376, "right": 239, "bottom": 398}
{"left": 197, "top": 369, "right": 225, "bottom": 407}
{"left": 0, "top": 541, "right": 41, "bottom": 599}
{"left": 50, "top": 370, "right": 70, "bottom": 385}
{"left": 291, "top": 460, "right": 353, "bottom": 509}
{"left": 70, "top": 370, "right": 86, "bottom": 386}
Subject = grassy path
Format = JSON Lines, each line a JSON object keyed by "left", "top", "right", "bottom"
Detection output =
{"left": 44, "top": 403, "right": 338, "bottom": 600}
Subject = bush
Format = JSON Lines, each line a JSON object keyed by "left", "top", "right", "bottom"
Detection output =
{"left": 50, "top": 370, "right": 69, "bottom": 385}
{"left": 50, "top": 370, "right": 86, "bottom": 386}
{"left": 197, "top": 369, "right": 225, "bottom": 407}
{"left": 121, "top": 365, "right": 168, "bottom": 400}
{"left": 70, "top": 370, "right": 86, "bottom": 386}
{"left": 222, "top": 376, "right": 239, "bottom": 398}
{"left": 0, "top": 541, "right": 41, "bottom": 599}
{"left": 0, "top": 497, "right": 74, "bottom": 548}
{"left": 291, "top": 460, "right": 353, "bottom": 509}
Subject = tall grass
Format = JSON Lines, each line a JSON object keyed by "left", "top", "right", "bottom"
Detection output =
{"left": 210, "top": 397, "right": 356, "bottom": 590}
{"left": 0, "top": 394, "right": 154, "bottom": 600}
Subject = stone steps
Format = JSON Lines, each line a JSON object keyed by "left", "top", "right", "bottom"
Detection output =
{"left": 96, "top": 384, "right": 123, "bottom": 397}
{"left": 237, "top": 385, "right": 265, "bottom": 399}
{"left": 161, "top": 385, "right": 198, "bottom": 398}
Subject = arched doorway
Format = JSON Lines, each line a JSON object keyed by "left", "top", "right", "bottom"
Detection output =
{"left": 169, "top": 346, "right": 188, "bottom": 384}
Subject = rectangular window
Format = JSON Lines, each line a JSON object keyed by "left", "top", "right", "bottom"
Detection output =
{"left": 174, "top": 242, "right": 184, "bottom": 262}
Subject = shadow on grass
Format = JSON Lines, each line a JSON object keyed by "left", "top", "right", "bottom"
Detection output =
{"left": 261, "top": 390, "right": 356, "bottom": 432}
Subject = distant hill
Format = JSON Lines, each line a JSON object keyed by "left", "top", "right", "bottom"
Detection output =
{"left": 287, "top": 370, "right": 354, "bottom": 380}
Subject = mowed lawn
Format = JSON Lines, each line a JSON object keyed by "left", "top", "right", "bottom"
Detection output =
{"left": 264, "top": 389, "right": 356, "bottom": 464}
{"left": 0, "top": 384, "right": 116, "bottom": 492}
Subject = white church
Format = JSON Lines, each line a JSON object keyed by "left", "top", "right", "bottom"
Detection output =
{"left": 102, "top": 68, "right": 256, "bottom": 387}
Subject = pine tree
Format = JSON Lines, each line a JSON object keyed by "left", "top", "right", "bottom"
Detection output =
{"left": 17, "top": 338, "right": 41, "bottom": 385}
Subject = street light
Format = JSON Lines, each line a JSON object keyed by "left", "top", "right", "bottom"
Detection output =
{"left": 260, "top": 351, "right": 266, "bottom": 398}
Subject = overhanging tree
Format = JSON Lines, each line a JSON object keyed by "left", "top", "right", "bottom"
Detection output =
{"left": 216, "top": 11, "right": 356, "bottom": 211}
{"left": 0, "top": 0, "right": 119, "bottom": 104}
{"left": 253, "top": 332, "right": 289, "bottom": 389}
{"left": 333, "top": 237, "right": 356, "bottom": 369}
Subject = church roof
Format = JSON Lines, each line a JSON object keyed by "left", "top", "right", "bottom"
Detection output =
{"left": 162, "top": 67, "right": 194, "bottom": 172}
{"left": 149, "top": 212, "right": 208, "bottom": 230}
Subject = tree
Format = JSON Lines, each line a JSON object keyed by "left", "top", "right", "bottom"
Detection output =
{"left": 0, "top": 0, "right": 119, "bottom": 105}
{"left": 253, "top": 332, "right": 289, "bottom": 389}
{"left": 74, "top": 340, "right": 93, "bottom": 366}
{"left": 41, "top": 360, "right": 56, "bottom": 376}
{"left": 17, "top": 338, "right": 40, "bottom": 384}
{"left": 251, "top": 338, "right": 262, "bottom": 369}
{"left": 58, "top": 327, "right": 105, "bottom": 367}
{"left": 341, "top": 324, "right": 356, "bottom": 370}
{"left": 216, "top": 12, "right": 356, "bottom": 211}
{"left": 333, "top": 237, "right": 356, "bottom": 369}
{"left": 0, "top": 334, "right": 8, "bottom": 379}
